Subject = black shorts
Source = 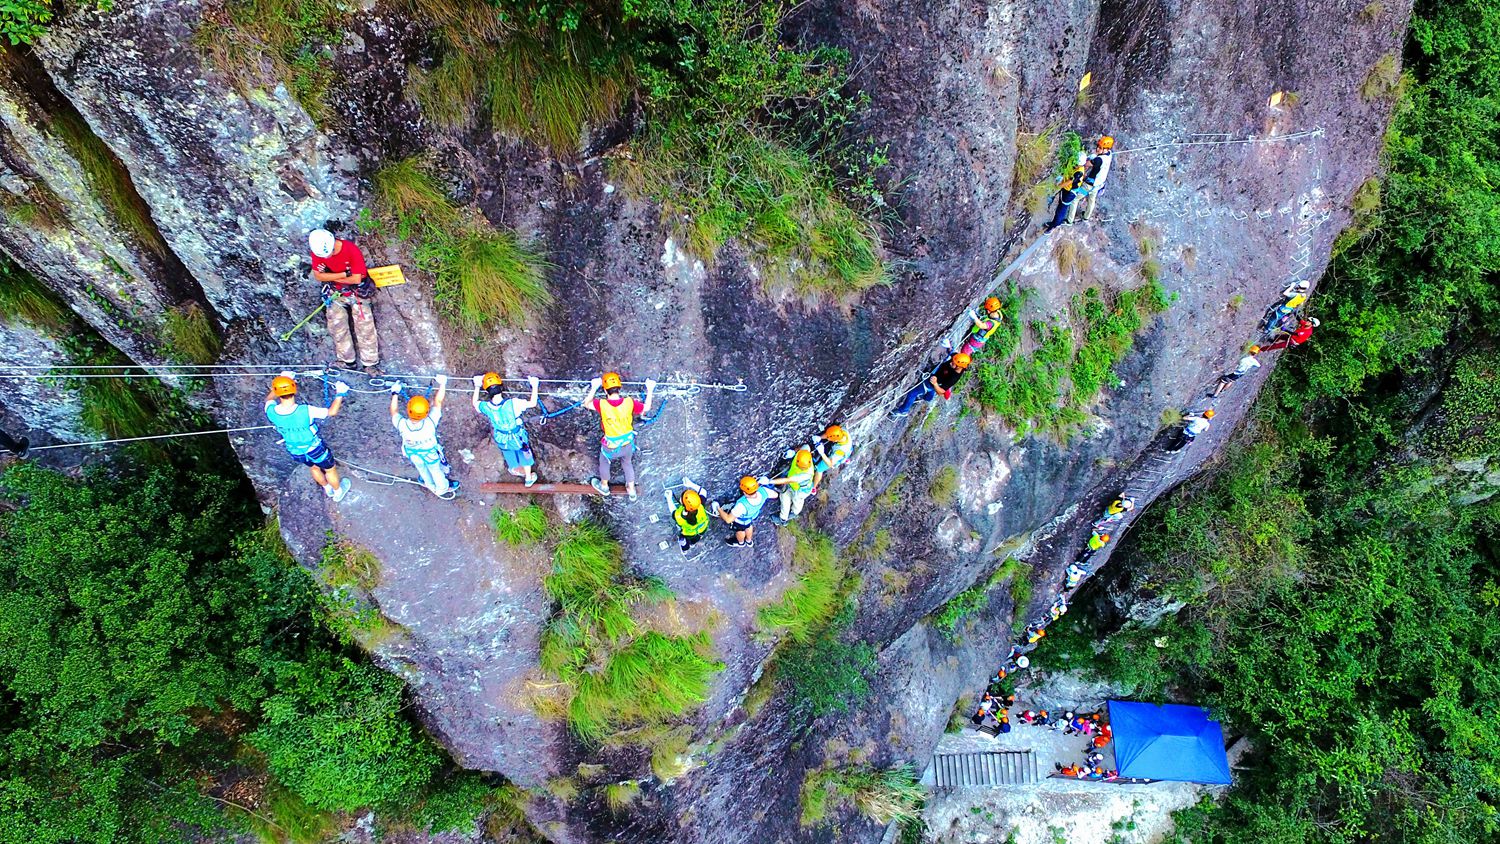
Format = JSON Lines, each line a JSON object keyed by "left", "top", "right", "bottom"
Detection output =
{"left": 289, "top": 442, "right": 336, "bottom": 470}
{"left": 1220, "top": 371, "right": 1245, "bottom": 383}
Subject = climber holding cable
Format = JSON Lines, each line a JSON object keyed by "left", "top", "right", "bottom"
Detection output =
{"left": 389, "top": 375, "right": 456, "bottom": 498}
{"left": 264, "top": 372, "right": 351, "bottom": 501}
{"left": 584, "top": 371, "right": 656, "bottom": 501}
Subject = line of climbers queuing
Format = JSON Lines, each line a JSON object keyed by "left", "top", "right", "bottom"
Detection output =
{"left": 263, "top": 359, "right": 856, "bottom": 550}
{"left": 968, "top": 272, "right": 1323, "bottom": 732}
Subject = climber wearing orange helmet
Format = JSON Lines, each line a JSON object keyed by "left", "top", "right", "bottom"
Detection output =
{"left": 1212, "top": 346, "right": 1262, "bottom": 397}
{"left": 389, "top": 375, "right": 454, "bottom": 497}
{"left": 711, "top": 475, "right": 778, "bottom": 547}
{"left": 811, "top": 423, "right": 853, "bottom": 492}
{"left": 1044, "top": 169, "right": 1090, "bottom": 232}
{"left": 264, "top": 371, "right": 351, "bottom": 501}
{"left": 473, "top": 371, "right": 541, "bottom": 487}
{"left": 1078, "top": 530, "right": 1111, "bottom": 564}
{"left": 1166, "top": 408, "right": 1215, "bottom": 453}
{"left": 1078, "top": 135, "right": 1115, "bottom": 221}
{"left": 770, "top": 447, "right": 817, "bottom": 522}
{"left": 959, "top": 296, "right": 1005, "bottom": 356}
{"left": 584, "top": 371, "right": 657, "bottom": 501}
{"left": 664, "top": 485, "right": 710, "bottom": 555}
{"left": 892, "top": 352, "right": 971, "bottom": 416}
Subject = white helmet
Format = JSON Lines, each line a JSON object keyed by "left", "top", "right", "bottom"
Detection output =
{"left": 1309, "top": 317, "right": 1321, "bottom": 327}
{"left": 309, "top": 229, "right": 336, "bottom": 258}
{"left": 1015, "top": 655, "right": 1030, "bottom": 669}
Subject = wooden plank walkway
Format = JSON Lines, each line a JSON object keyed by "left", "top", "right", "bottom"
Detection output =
{"left": 930, "top": 750, "right": 1038, "bottom": 791}
{"left": 478, "top": 481, "right": 628, "bottom": 495}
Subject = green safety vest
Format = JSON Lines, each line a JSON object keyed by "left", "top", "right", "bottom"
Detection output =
{"left": 674, "top": 505, "right": 709, "bottom": 536}
{"left": 786, "top": 463, "right": 815, "bottom": 492}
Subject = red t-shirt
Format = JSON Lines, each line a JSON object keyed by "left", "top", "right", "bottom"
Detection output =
{"left": 311, "top": 241, "right": 368, "bottom": 289}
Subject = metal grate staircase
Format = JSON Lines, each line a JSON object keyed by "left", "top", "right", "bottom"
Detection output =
{"left": 930, "top": 750, "right": 1038, "bottom": 790}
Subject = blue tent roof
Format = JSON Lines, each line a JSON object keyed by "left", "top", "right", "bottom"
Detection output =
{"left": 1106, "top": 700, "right": 1232, "bottom": 784}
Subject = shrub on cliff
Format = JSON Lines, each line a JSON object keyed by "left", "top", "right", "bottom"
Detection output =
{"left": 535, "top": 521, "right": 724, "bottom": 743}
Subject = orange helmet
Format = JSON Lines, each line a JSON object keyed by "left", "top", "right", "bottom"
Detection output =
{"left": 1248, "top": 345, "right": 1261, "bottom": 354}
{"left": 407, "top": 395, "right": 431, "bottom": 420}
{"left": 739, "top": 476, "right": 759, "bottom": 495}
{"left": 983, "top": 296, "right": 1002, "bottom": 314}
{"left": 481, "top": 372, "right": 503, "bottom": 390}
{"left": 824, "top": 424, "right": 848, "bottom": 443}
{"left": 794, "top": 448, "right": 813, "bottom": 469}
{"left": 601, "top": 372, "right": 623, "bottom": 391}
{"left": 951, "top": 352, "right": 972, "bottom": 370}
{"left": 271, "top": 375, "right": 297, "bottom": 397}
{"left": 681, "top": 489, "right": 702, "bottom": 511}
{"left": 1203, "top": 409, "right": 1216, "bottom": 419}
{"left": 1098, "top": 136, "right": 1115, "bottom": 150}
{"left": 1098, "top": 533, "right": 1111, "bottom": 543}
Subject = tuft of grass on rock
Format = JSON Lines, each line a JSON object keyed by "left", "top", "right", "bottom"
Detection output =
{"left": 799, "top": 764, "right": 924, "bottom": 827}
{"left": 757, "top": 527, "right": 851, "bottom": 642}
{"left": 0, "top": 259, "right": 71, "bottom": 332}
{"left": 492, "top": 503, "right": 550, "bottom": 546}
{"left": 161, "top": 302, "right": 221, "bottom": 365}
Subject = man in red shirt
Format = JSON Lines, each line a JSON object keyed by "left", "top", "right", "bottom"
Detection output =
{"left": 1261, "top": 317, "right": 1318, "bottom": 353}
{"left": 309, "top": 228, "right": 380, "bottom": 373}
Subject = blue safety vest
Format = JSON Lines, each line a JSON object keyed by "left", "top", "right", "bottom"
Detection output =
{"left": 265, "top": 402, "right": 321, "bottom": 455}
{"left": 734, "top": 489, "right": 770, "bottom": 523}
{"left": 479, "top": 398, "right": 528, "bottom": 450}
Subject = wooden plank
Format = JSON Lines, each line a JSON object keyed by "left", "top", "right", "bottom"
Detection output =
{"left": 478, "top": 481, "right": 629, "bottom": 495}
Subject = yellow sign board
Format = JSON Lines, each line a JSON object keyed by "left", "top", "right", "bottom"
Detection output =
{"left": 369, "top": 265, "right": 408, "bottom": 288}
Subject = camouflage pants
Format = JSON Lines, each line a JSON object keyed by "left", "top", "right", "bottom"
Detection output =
{"left": 326, "top": 296, "right": 379, "bottom": 367}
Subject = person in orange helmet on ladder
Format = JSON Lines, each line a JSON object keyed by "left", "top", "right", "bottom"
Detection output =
{"left": 892, "top": 352, "right": 971, "bottom": 416}
{"left": 811, "top": 423, "right": 853, "bottom": 493}
{"left": 473, "top": 371, "right": 541, "bottom": 487}
{"left": 584, "top": 371, "right": 656, "bottom": 501}
{"left": 770, "top": 447, "right": 817, "bottom": 523}
{"left": 390, "top": 375, "right": 455, "bottom": 497}
{"left": 959, "top": 297, "right": 1005, "bottom": 357}
{"left": 263, "top": 372, "right": 351, "bottom": 501}
{"left": 664, "top": 486, "right": 710, "bottom": 555}
{"left": 706, "top": 475, "right": 777, "bottom": 547}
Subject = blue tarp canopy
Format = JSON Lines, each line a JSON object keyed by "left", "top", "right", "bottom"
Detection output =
{"left": 1106, "top": 700, "right": 1232, "bottom": 784}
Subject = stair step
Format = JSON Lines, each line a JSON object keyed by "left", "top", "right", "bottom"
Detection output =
{"left": 930, "top": 750, "right": 1038, "bottom": 790}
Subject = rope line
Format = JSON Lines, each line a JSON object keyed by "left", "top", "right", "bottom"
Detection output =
{"left": 26, "top": 425, "right": 275, "bottom": 452}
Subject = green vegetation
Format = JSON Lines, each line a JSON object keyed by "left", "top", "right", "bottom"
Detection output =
{"left": 930, "top": 558, "right": 1031, "bottom": 638}
{"left": 603, "top": 780, "right": 640, "bottom": 813}
{"left": 799, "top": 763, "right": 924, "bottom": 827}
{"left": 777, "top": 602, "right": 877, "bottom": 719}
{"left": 410, "top": 14, "right": 626, "bottom": 150}
{"left": 0, "top": 258, "right": 71, "bottom": 331}
{"left": 369, "top": 157, "right": 553, "bottom": 331}
{"left": 0, "top": 460, "right": 506, "bottom": 841}
{"left": 0, "top": 1, "right": 110, "bottom": 45}
{"left": 492, "top": 502, "right": 550, "bottom": 545}
{"left": 1043, "top": 4, "right": 1500, "bottom": 839}
{"left": 927, "top": 465, "right": 958, "bottom": 505}
{"left": 160, "top": 301, "right": 221, "bottom": 364}
{"left": 757, "top": 527, "right": 852, "bottom": 641}
{"left": 47, "top": 108, "right": 167, "bottom": 255}
{"left": 970, "top": 281, "right": 1169, "bottom": 439}
{"left": 535, "top": 521, "right": 723, "bottom": 743}
{"left": 200, "top": 0, "right": 343, "bottom": 124}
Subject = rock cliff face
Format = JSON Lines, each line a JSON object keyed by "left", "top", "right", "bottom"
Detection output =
{"left": 0, "top": 0, "right": 1408, "bottom": 841}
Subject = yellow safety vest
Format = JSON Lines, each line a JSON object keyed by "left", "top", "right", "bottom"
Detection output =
{"left": 786, "top": 464, "right": 815, "bottom": 492}
{"left": 598, "top": 397, "right": 636, "bottom": 440}
{"left": 674, "top": 505, "right": 709, "bottom": 536}
{"left": 1088, "top": 534, "right": 1108, "bottom": 551}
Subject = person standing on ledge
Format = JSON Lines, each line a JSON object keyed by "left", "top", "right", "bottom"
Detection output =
{"left": 584, "top": 371, "right": 656, "bottom": 501}
{"left": 309, "top": 228, "right": 380, "bottom": 374}
{"left": 390, "top": 376, "right": 455, "bottom": 498}
{"left": 1077, "top": 135, "right": 1115, "bottom": 221}
{"left": 473, "top": 372, "right": 541, "bottom": 488}
{"left": 264, "top": 372, "right": 350, "bottom": 501}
